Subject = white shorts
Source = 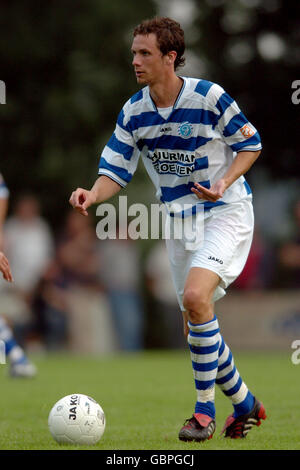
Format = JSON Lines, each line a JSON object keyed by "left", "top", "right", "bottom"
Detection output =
{"left": 165, "top": 199, "right": 254, "bottom": 311}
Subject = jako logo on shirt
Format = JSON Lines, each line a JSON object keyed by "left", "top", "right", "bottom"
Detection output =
{"left": 240, "top": 124, "right": 255, "bottom": 139}
{"left": 177, "top": 121, "right": 193, "bottom": 139}
{"left": 208, "top": 255, "right": 223, "bottom": 264}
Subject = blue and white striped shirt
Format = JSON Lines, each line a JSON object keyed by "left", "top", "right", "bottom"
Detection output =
{"left": 98, "top": 77, "right": 262, "bottom": 216}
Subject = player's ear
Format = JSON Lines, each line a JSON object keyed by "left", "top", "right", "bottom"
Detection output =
{"left": 166, "top": 51, "right": 177, "bottom": 66}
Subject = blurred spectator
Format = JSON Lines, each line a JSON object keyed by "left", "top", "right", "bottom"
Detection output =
{"left": 145, "top": 240, "right": 185, "bottom": 349}
{"left": 97, "top": 229, "right": 145, "bottom": 351}
{"left": 278, "top": 200, "right": 300, "bottom": 288}
{"left": 3, "top": 193, "right": 54, "bottom": 302}
{"left": 232, "top": 227, "right": 275, "bottom": 290}
{"left": 32, "top": 210, "right": 116, "bottom": 352}
{"left": 55, "top": 209, "right": 100, "bottom": 288}
{"left": 31, "top": 261, "right": 69, "bottom": 350}
{"left": 0, "top": 193, "right": 54, "bottom": 346}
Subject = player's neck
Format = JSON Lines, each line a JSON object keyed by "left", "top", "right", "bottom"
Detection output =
{"left": 149, "top": 75, "right": 183, "bottom": 108}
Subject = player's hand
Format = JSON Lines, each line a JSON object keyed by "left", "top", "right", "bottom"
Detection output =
{"left": 0, "top": 252, "right": 13, "bottom": 283}
{"left": 69, "top": 188, "right": 96, "bottom": 216}
{"left": 191, "top": 179, "right": 227, "bottom": 202}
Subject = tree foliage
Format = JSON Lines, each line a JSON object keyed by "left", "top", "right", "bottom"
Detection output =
{"left": 0, "top": 0, "right": 156, "bottom": 226}
{"left": 0, "top": 0, "right": 299, "bottom": 229}
{"left": 190, "top": 0, "right": 300, "bottom": 180}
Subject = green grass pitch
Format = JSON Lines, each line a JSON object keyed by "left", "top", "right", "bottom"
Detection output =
{"left": 0, "top": 349, "right": 299, "bottom": 450}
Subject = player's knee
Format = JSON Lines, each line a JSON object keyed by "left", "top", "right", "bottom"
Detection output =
{"left": 183, "top": 288, "right": 210, "bottom": 320}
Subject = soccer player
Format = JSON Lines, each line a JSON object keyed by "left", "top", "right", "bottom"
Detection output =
{"left": 0, "top": 174, "right": 37, "bottom": 378}
{"left": 69, "top": 17, "right": 266, "bottom": 441}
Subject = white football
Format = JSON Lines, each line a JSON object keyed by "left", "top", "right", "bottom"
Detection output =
{"left": 48, "top": 393, "right": 106, "bottom": 445}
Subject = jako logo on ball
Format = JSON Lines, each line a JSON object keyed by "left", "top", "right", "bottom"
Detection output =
{"left": 48, "top": 394, "right": 105, "bottom": 445}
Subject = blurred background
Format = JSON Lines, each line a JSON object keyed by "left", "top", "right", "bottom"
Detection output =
{"left": 0, "top": 0, "right": 299, "bottom": 355}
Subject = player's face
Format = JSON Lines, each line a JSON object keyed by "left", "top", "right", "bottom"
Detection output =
{"left": 131, "top": 33, "right": 166, "bottom": 86}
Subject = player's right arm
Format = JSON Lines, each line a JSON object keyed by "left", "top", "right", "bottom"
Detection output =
{"left": 0, "top": 174, "right": 13, "bottom": 282}
{"left": 70, "top": 98, "right": 141, "bottom": 216}
{"left": 0, "top": 197, "right": 13, "bottom": 280}
{"left": 0, "top": 251, "right": 13, "bottom": 282}
{"left": 69, "top": 175, "right": 122, "bottom": 216}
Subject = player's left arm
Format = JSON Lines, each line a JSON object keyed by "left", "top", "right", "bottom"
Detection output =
{"left": 191, "top": 150, "right": 261, "bottom": 202}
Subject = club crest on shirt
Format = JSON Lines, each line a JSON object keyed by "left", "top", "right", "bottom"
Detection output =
{"left": 177, "top": 121, "right": 193, "bottom": 139}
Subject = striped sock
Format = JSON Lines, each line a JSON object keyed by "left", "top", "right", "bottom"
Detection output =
{"left": 187, "top": 315, "right": 220, "bottom": 419}
{"left": 0, "top": 316, "right": 27, "bottom": 365}
{"left": 216, "top": 334, "right": 255, "bottom": 417}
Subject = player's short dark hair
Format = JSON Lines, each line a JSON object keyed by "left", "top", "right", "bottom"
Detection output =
{"left": 133, "top": 17, "right": 185, "bottom": 70}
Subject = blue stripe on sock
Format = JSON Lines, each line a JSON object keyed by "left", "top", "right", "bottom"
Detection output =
{"left": 233, "top": 391, "right": 255, "bottom": 417}
{"left": 195, "top": 400, "right": 215, "bottom": 419}
{"left": 195, "top": 378, "right": 216, "bottom": 390}
{"left": 189, "top": 328, "right": 220, "bottom": 338}
{"left": 189, "top": 343, "right": 219, "bottom": 355}
{"left": 218, "top": 337, "right": 225, "bottom": 356}
{"left": 215, "top": 365, "right": 237, "bottom": 385}
{"left": 218, "top": 350, "right": 233, "bottom": 372}
{"left": 221, "top": 376, "right": 243, "bottom": 397}
{"left": 192, "top": 359, "right": 219, "bottom": 372}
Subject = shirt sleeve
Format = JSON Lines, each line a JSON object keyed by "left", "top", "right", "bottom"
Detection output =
{"left": 213, "top": 87, "right": 262, "bottom": 153}
{"left": 98, "top": 106, "right": 141, "bottom": 187}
